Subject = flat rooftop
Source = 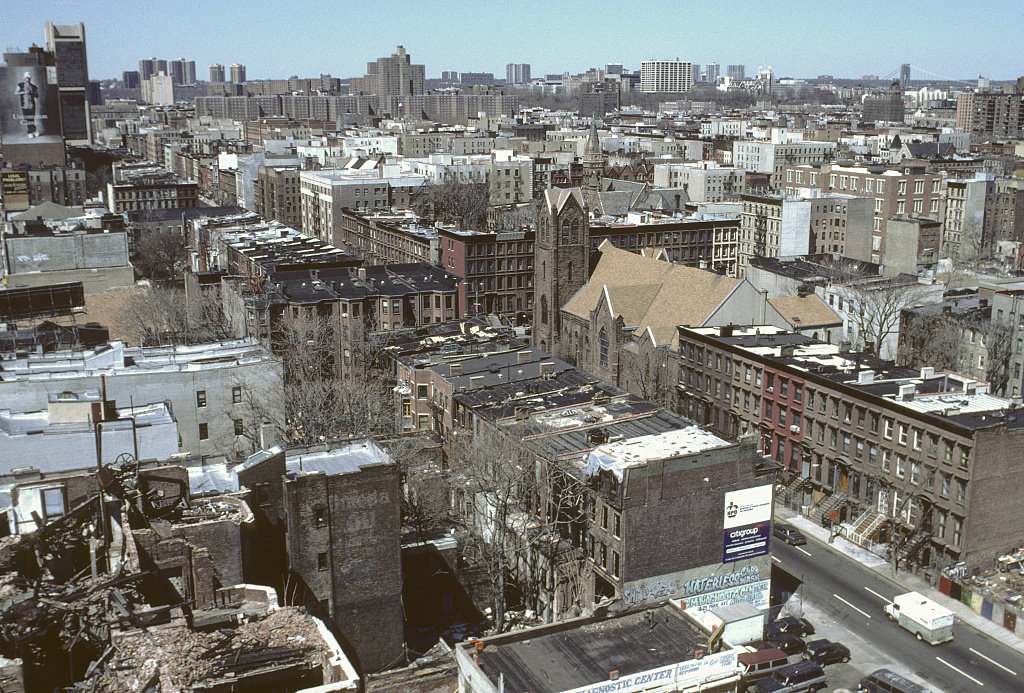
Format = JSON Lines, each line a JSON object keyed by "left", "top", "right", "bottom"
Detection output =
{"left": 286, "top": 439, "right": 392, "bottom": 476}
{"left": 476, "top": 604, "right": 709, "bottom": 693}
{"left": 585, "top": 427, "right": 732, "bottom": 481}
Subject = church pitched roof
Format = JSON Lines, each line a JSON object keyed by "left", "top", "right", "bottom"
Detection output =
{"left": 543, "top": 188, "right": 585, "bottom": 215}
{"left": 563, "top": 240, "right": 742, "bottom": 347}
{"left": 767, "top": 294, "right": 842, "bottom": 329}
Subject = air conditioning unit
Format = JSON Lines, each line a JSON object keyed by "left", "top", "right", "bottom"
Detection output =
{"left": 790, "top": 425, "right": 801, "bottom": 433}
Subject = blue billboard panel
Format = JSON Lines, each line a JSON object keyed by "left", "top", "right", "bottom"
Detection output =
{"left": 723, "top": 520, "right": 770, "bottom": 563}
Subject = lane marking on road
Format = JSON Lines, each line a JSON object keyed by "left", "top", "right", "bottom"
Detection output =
{"left": 970, "top": 647, "right": 1017, "bottom": 676}
{"left": 795, "top": 546, "right": 812, "bottom": 557}
{"left": 937, "top": 656, "right": 985, "bottom": 686}
{"left": 771, "top": 555, "right": 782, "bottom": 563}
{"left": 864, "top": 586, "right": 889, "bottom": 602}
{"left": 833, "top": 593, "right": 871, "bottom": 618}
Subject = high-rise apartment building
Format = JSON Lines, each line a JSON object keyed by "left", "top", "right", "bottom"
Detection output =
{"left": 122, "top": 70, "right": 140, "bottom": 88}
{"left": 727, "top": 64, "right": 746, "bottom": 81}
{"left": 209, "top": 63, "right": 225, "bottom": 82}
{"left": 506, "top": 63, "right": 531, "bottom": 85}
{"left": 955, "top": 88, "right": 1024, "bottom": 138}
{"left": 640, "top": 59, "right": 693, "bottom": 93}
{"left": 230, "top": 63, "right": 246, "bottom": 84}
{"left": 169, "top": 58, "right": 196, "bottom": 85}
{"left": 373, "top": 46, "right": 424, "bottom": 96}
{"left": 45, "top": 22, "right": 90, "bottom": 143}
{"left": 138, "top": 57, "right": 166, "bottom": 82}
{"left": 705, "top": 62, "right": 720, "bottom": 84}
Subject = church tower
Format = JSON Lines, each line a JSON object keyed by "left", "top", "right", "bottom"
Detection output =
{"left": 582, "top": 118, "right": 605, "bottom": 193}
{"left": 533, "top": 188, "right": 589, "bottom": 352}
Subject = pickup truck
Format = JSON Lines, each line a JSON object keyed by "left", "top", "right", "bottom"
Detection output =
{"left": 883, "top": 591, "right": 954, "bottom": 645}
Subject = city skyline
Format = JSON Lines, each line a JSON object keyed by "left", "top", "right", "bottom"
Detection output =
{"left": 2, "top": 0, "right": 1022, "bottom": 83}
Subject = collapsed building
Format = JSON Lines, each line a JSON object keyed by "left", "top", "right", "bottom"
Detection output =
{"left": 0, "top": 456, "right": 359, "bottom": 692}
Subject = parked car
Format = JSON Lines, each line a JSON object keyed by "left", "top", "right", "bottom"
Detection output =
{"left": 772, "top": 616, "right": 815, "bottom": 637}
{"left": 773, "top": 523, "right": 807, "bottom": 545}
{"left": 753, "top": 660, "right": 827, "bottom": 693}
{"left": 803, "top": 639, "right": 850, "bottom": 665}
{"left": 738, "top": 648, "right": 791, "bottom": 690}
{"left": 858, "top": 668, "right": 931, "bottom": 693}
{"left": 765, "top": 632, "right": 805, "bottom": 656}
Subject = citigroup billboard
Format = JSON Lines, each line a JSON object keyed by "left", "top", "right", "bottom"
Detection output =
{"left": 0, "top": 66, "right": 62, "bottom": 145}
{"left": 722, "top": 484, "right": 772, "bottom": 563}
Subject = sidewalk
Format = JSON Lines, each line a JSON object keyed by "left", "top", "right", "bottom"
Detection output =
{"left": 775, "top": 505, "right": 1024, "bottom": 655}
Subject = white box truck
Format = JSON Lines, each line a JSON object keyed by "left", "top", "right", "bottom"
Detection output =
{"left": 884, "top": 591, "right": 954, "bottom": 645}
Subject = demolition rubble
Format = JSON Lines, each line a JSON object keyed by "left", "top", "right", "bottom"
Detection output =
{"left": 0, "top": 458, "right": 358, "bottom": 692}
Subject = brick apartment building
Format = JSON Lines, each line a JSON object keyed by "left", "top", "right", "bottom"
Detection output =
{"left": 676, "top": 324, "right": 1024, "bottom": 572}
{"left": 236, "top": 440, "right": 403, "bottom": 675}
{"left": 337, "top": 208, "right": 438, "bottom": 266}
{"left": 254, "top": 164, "right": 301, "bottom": 228}
{"left": 439, "top": 226, "right": 535, "bottom": 317}
{"left": 387, "top": 320, "right": 774, "bottom": 624}
{"left": 781, "top": 163, "right": 942, "bottom": 264}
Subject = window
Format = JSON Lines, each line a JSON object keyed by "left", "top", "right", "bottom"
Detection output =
{"left": 233, "top": 419, "right": 243, "bottom": 436}
{"left": 755, "top": 370, "right": 762, "bottom": 387}
{"left": 896, "top": 455, "right": 906, "bottom": 478}
{"left": 829, "top": 429, "right": 837, "bottom": 449}
{"left": 793, "top": 383, "right": 803, "bottom": 402}
{"left": 779, "top": 378, "right": 788, "bottom": 397}
{"left": 196, "top": 390, "right": 207, "bottom": 408}
{"left": 928, "top": 434, "right": 938, "bottom": 457}
{"left": 959, "top": 448, "right": 969, "bottom": 469}
{"left": 765, "top": 401, "right": 773, "bottom": 420}
{"left": 881, "top": 450, "right": 891, "bottom": 472}
{"left": 417, "top": 384, "right": 428, "bottom": 400}
{"left": 911, "top": 462, "right": 920, "bottom": 484}
{"left": 843, "top": 405, "right": 852, "bottom": 424}
{"left": 935, "top": 510, "right": 946, "bottom": 539}
{"left": 599, "top": 329, "right": 609, "bottom": 368}
{"left": 807, "top": 390, "right": 814, "bottom": 408}
{"left": 314, "top": 507, "right": 327, "bottom": 526}
{"left": 832, "top": 399, "right": 840, "bottom": 418}
{"left": 842, "top": 433, "right": 850, "bottom": 453}
{"left": 944, "top": 442, "right": 953, "bottom": 464}
{"left": 745, "top": 366, "right": 751, "bottom": 382}
{"left": 913, "top": 428, "right": 922, "bottom": 451}
{"left": 766, "top": 373, "right": 774, "bottom": 391}
{"left": 232, "top": 386, "right": 242, "bottom": 404}
{"left": 953, "top": 516, "right": 962, "bottom": 546}
{"left": 778, "top": 406, "right": 787, "bottom": 425}
{"left": 914, "top": 180, "right": 924, "bottom": 194}
{"left": 957, "top": 480, "right": 966, "bottom": 504}
{"left": 869, "top": 444, "right": 878, "bottom": 464}
{"left": 898, "top": 424, "right": 908, "bottom": 445}
{"left": 199, "top": 422, "right": 209, "bottom": 440}
{"left": 883, "top": 417, "right": 893, "bottom": 439}
{"left": 317, "top": 552, "right": 328, "bottom": 571}
{"left": 941, "top": 473, "right": 951, "bottom": 497}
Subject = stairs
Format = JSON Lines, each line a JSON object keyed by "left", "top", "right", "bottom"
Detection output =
{"left": 842, "top": 511, "right": 886, "bottom": 548}
{"left": 811, "top": 494, "right": 845, "bottom": 526}
{"left": 898, "top": 531, "right": 931, "bottom": 566}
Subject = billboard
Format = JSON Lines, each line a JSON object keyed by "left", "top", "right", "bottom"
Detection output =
{"left": 0, "top": 66, "right": 62, "bottom": 145}
{"left": 722, "top": 484, "right": 773, "bottom": 564}
{"left": 1, "top": 170, "right": 30, "bottom": 212}
{"left": 723, "top": 484, "right": 773, "bottom": 529}
{"left": 723, "top": 520, "right": 771, "bottom": 563}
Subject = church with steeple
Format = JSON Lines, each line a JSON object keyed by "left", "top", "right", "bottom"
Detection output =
{"left": 533, "top": 188, "right": 589, "bottom": 353}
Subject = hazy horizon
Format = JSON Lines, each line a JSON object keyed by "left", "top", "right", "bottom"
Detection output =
{"left": 3, "top": 0, "right": 1021, "bottom": 83}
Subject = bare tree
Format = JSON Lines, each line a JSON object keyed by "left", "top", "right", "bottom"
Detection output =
{"left": 620, "top": 342, "right": 672, "bottom": 408}
{"left": 986, "top": 321, "right": 1015, "bottom": 396}
{"left": 272, "top": 310, "right": 398, "bottom": 445}
{"left": 896, "top": 311, "right": 966, "bottom": 372}
{"left": 132, "top": 228, "right": 188, "bottom": 285}
{"left": 836, "top": 278, "right": 931, "bottom": 358}
{"left": 122, "top": 286, "right": 231, "bottom": 346}
{"left": 412, "top": 180, "right": 491, "bottom": 229}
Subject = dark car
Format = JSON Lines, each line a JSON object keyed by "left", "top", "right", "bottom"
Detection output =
{"left": 772, "top": 616, "right": 815, "bottom": 637}
{"left": 803, "top": 638, "right": 850, "bottom": 665}
{"left": 858, "top": 668, "right": 931, "bottom": 693}
{"left": 765, "top": 632, "right": 805, "bottom": 655}
{"left": 773, "top": 523, "right": 807, "bottom": 545}
{"left": 754, "top": 660, "right": 827, "bottom": 693}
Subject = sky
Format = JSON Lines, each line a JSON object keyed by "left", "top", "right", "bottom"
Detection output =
{"left": 2, "top": 0, "right": 1023, "bottom": 82}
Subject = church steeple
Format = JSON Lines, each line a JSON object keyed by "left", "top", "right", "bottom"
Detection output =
{"left": 582, "top": 117, "right": 605, "bottom": 192}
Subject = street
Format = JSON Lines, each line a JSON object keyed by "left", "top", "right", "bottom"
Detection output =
{"left": 772, "top": 534, "right": 1024, "bottom": 692}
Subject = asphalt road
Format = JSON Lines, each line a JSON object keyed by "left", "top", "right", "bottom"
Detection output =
{"left": 772, "top": 535, "right": 1024, "bottom": 692}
